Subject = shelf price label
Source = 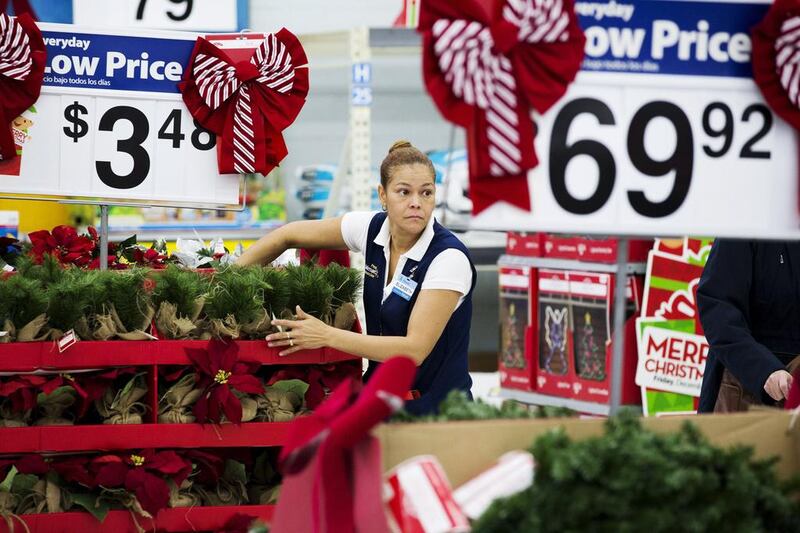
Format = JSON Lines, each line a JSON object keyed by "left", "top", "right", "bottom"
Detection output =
{"left": 470, "top": 0, "right": 800, "bottom": 239}
{"left": 0, "top": 23, "right": 242, "bottom": 208}
{"left": 73, "top": 0, "right": 241, "bottom": 32}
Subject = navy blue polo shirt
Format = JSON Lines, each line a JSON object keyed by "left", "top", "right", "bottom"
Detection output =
{"left": 360, "top": 212, "right": 476, "bottom": 415}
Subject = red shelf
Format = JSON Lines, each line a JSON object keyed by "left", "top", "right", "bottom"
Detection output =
{"left": 0, "top": 340, "right": 359, "bottom": 371}
{"left": 0, "top": 422, "right": 292, "bottom": 454}
{"left": 0, "top": 504, "right": 274, "bottom": 533}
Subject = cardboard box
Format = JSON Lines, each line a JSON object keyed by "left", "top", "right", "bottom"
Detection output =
{"left": 534, "top": 269, "right": 574, "bottom": 397}
{"left": 505, "top": 232, "right": 543, "bottom": 257}
{"left": 498, "top": 265, "right": 534, "bottom": 390}
{"left": 377, "top": 411, "right": 800, "bottom": 488}
{"left": 542, "top": 234, "right": 580, "bottom": 260}
{"left": 575, "top": 237, "right": 654, "bottom": 263}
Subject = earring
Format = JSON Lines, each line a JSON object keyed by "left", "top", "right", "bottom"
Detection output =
{"left": 381, "top": 204, "right": 387, "bottom": 211}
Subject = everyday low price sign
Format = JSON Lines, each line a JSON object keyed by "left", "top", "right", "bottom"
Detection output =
{"left": 0, "top": 23, "right": 242, "bottom": 208}
{"left": 470, "top": 0, "right": 800, "bottom": 239}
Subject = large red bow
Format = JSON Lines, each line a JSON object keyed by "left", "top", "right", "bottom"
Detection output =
{"left": 180, "top": 29, "right": 309, "bottom": 175}
{"left": 0, "top": 13, "right": 45, "bottom": 162}
{"left": 420, "top": 0, "right": 584, "bottom": 214}
{"left": 752, "top": 0, "right": 800, "bottom": 212}
{"left": 271, "top": 356, "right": 417, "bottom": 533}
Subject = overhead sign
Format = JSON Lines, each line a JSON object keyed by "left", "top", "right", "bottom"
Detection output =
{"left": 469, "top": 0, "right": 800, "bottom": 239}
{"left": 72, "top": 0, "right": 246, "bottom": 32}
{"left": 0, "top": 23, "right": 242, "bottom": 208}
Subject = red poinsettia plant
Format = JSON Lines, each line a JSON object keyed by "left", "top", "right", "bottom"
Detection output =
{"left": 91, "top": 449, "right": 193, "bottom": 516}
{"left": 267, "top": 361, "right": 361, "bottom": 409}
{"left": 186, "top": 339, "right": 264, "bottom": 424}
{"left": 28, "top": 225, "right": 97, "bottom": 267}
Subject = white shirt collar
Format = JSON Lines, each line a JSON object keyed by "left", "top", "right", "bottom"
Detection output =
{"left": 373, "top": 213, "right": 436, "bottom": 261}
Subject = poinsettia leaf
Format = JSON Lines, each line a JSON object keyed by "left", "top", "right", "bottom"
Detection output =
{"left": 118, "top": 234, "right": 137, "bottom": 251}
{"left": 94, "top": 461, "right": 128, "bottom": 488}
{"left": 37, "top": 384, "right": 72, "bottom": 404}
{"left": 70, "top": 492, "right": 111, "bottom": 522}
{"left": 128, "top": 470, "right": 170, "bottom": 517}
{"left": 223, "top": 459, "right": 248, "bottom": 485}
{"left": 271, "top": 379, "right": 310, "bottom": 399}
{"left": 11, "top": 473, "right": 39, "bottom": 495}
{"left": 228, "top": 374, "right": 265, "bottom": 395}
{"left": 193, "top": 391, "right": 210, "bottom": 424}
{"left": 0, "top": 466, "right": 17, "bottom": 492}
{"left": 148, "top": 451, "right": 192, "bottom": 483}
{"left": 219, "top": 386, "right": 242, "bottom": 425}
{"left": 16, "top": 455, "right": 49, "bottom": 475}
{"left": 186, "top": 347, "right": 213, "bottom": 376}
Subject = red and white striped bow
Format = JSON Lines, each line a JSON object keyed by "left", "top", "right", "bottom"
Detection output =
{"left": 0, "top": 12, "right": 44, "bottom": 162}
{"left": 420, "top": 0, "right": 584, "bottom": 214}
{"left": 752, "top": 0, "right": 800, "bottom": 212}
{"left": 180, "top": 29, "right": 309, "bottom": 176}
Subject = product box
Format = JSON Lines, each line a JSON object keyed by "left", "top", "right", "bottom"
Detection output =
{"left": 498, "top": 265, "right": 534, "bottom": 390}
{"left": 533, "top": 269, "right": 573, "bottom": 397}
{"left": 505, "top": 232, "right": 543, "bottom": 257}
{"left": 567, "top": 272, "right": 643, "bottom": 404}
{"left": 575, "top": 237, "right": 654, "bottom": 264}
{"left": 542, "top": 234, "right": 580, "bottom": 260}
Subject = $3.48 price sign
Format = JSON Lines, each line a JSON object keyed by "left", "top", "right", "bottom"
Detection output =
{"left": 48, "top": 95, "right": 236, "bottom": 204}
{"left": 63, "top": 100, "right": 215, "bottom": 190}
{"left": 474, "top": 81, "right": 799, "bottom": 239}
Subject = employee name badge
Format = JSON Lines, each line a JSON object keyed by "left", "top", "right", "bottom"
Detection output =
{"left": 392, "top": 275, "right": 418, "bottom": 301}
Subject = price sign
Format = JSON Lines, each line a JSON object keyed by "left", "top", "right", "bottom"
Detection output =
{"left": 469, "top": 0, "right": 800, "bottom": 239}
{"left": 0, "top": 23, "right": 242, "bottom": 209}
{"left": 73, "top": 0, "right": 244, "bottom": 32}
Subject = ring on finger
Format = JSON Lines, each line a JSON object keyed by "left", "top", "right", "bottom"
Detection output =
{"left": 289, "top": 339, "right": 294, "bottom": 347}
{"left": 286, "top": 331, "right": 291, "bottom": 340}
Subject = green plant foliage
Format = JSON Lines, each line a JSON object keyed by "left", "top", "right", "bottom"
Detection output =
{"left": 473, "top": 412, "right": 800, "bottom": 533}
{"left": 323, "top": 263, "right": 362, "bottom": 306}
{"left": 204, "top": 266, "right": 267, "bottom": 325}
{"left": 246, "top": 266, "right": 291, "bottom": 317}
{"left": 78, "top": 269, "right": 112, "bottom": 316}
{"left": 285, "top": 264, "right": 333, "bottom": 319}
{"left": 151, "top": 265, "right": 210, "bottom": 318}
{"left": 46, "top": 274, "right": 93, "bottom": 332}
{"left": 0, "top": 275, "right": 47, "bottom": 328}
{"left": 391, "top": 390, "right": 575, "bottom": 423}
{"left": 105, "top": 269, "right": 151, "bottom": 331}
{"left": 15, "top": 253, "right": 65, "bottom": 286}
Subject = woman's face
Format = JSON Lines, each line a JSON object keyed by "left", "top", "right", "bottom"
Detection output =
{"left": 379, "top": 163, "right": 436, "bottom": 236}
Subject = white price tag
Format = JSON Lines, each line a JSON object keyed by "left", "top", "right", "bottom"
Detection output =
{"left": 73, "top": 0, "right": 239, "bottom": 32}
{"left": 470, "top": 0, "right": 800, "bottom": 239}
{"left": 0, "top": 24, "right": 242, "bottom": 208}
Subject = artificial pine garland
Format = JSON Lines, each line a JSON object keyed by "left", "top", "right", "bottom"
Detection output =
{"left": 474, "top": 412, "right": 800, "bottom": 533}
{"left": 285, "top": 263, "right": 333, "bottom": 321}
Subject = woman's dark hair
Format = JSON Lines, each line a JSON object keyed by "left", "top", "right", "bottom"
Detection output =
{"left": 379, "top": 140, "right": 436, "bottom": 188}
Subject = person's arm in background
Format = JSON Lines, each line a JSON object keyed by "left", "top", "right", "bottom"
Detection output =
{"left": 237, "top": 217, "right": 349, "bottom": 266}
{"left": 697, "top": 240, "right": 790, "bottom": 402}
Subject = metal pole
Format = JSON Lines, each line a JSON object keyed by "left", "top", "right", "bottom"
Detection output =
{"left": 440, "top": 125, "right": 457, "bottom": 227}
{"left": 99, "top": 204, "right": 109, "bottom": 271}
{"left": 608, "top": 237, "right": 629, "bottom": 415}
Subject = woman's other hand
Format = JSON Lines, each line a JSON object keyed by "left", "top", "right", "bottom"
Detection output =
{"left": 764, "top": 369, "right": 793, "bottom": 401}
{"left": 267, "top": 306, "right": 332, "bottom": 356}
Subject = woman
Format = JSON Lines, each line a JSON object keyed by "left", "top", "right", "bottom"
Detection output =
{"left": 697, "top": 239, "right": 798, "bottom": 412}
{"left": 237, "top": 141, "right": 476, "bottom": 415}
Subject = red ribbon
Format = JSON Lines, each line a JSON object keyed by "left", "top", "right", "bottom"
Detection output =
{"left": 419, "top": 0, "right": 584, "bottom": 214}
{"left": 752, "top": 0, "right": 800, "bottom": 213}
{"left": 0, "top": 0, "right": 36, "bottom": 19}
{"left": 179, "top": 29, "right": 309, "bottom": 176}
{"left": 0, "top": 13, "right": 45, "bottom": 162}
{"left": 271, "top": 356, "right": 417, "bottom": 533}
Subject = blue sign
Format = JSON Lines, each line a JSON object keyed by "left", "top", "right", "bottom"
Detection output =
{"left": 41, "top": 30, "right": 194, "bottom": 94}
{"left": 575, "top": 0, "right": 769, "bottom": 77}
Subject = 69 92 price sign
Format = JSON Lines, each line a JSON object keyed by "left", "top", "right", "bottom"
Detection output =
{"left": 472, "top": 79, "right": 800, "bottom": 239}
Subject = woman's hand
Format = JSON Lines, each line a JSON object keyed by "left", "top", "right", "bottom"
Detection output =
{"left": 267, "top": 306, "right": 333, "bottom": 356}
{"left": 764, "top": 369, "right": 793, "bottom": 401}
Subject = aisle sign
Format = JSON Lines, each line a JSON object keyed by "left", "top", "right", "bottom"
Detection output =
{"left": 0, "top": 23, "right": 242, "bottom": 208}
{"left": 469, "top": 0, "right": 800, "bottom": 239}
{"left": 72, "top": 0, "right": 245, "bottom": 32}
